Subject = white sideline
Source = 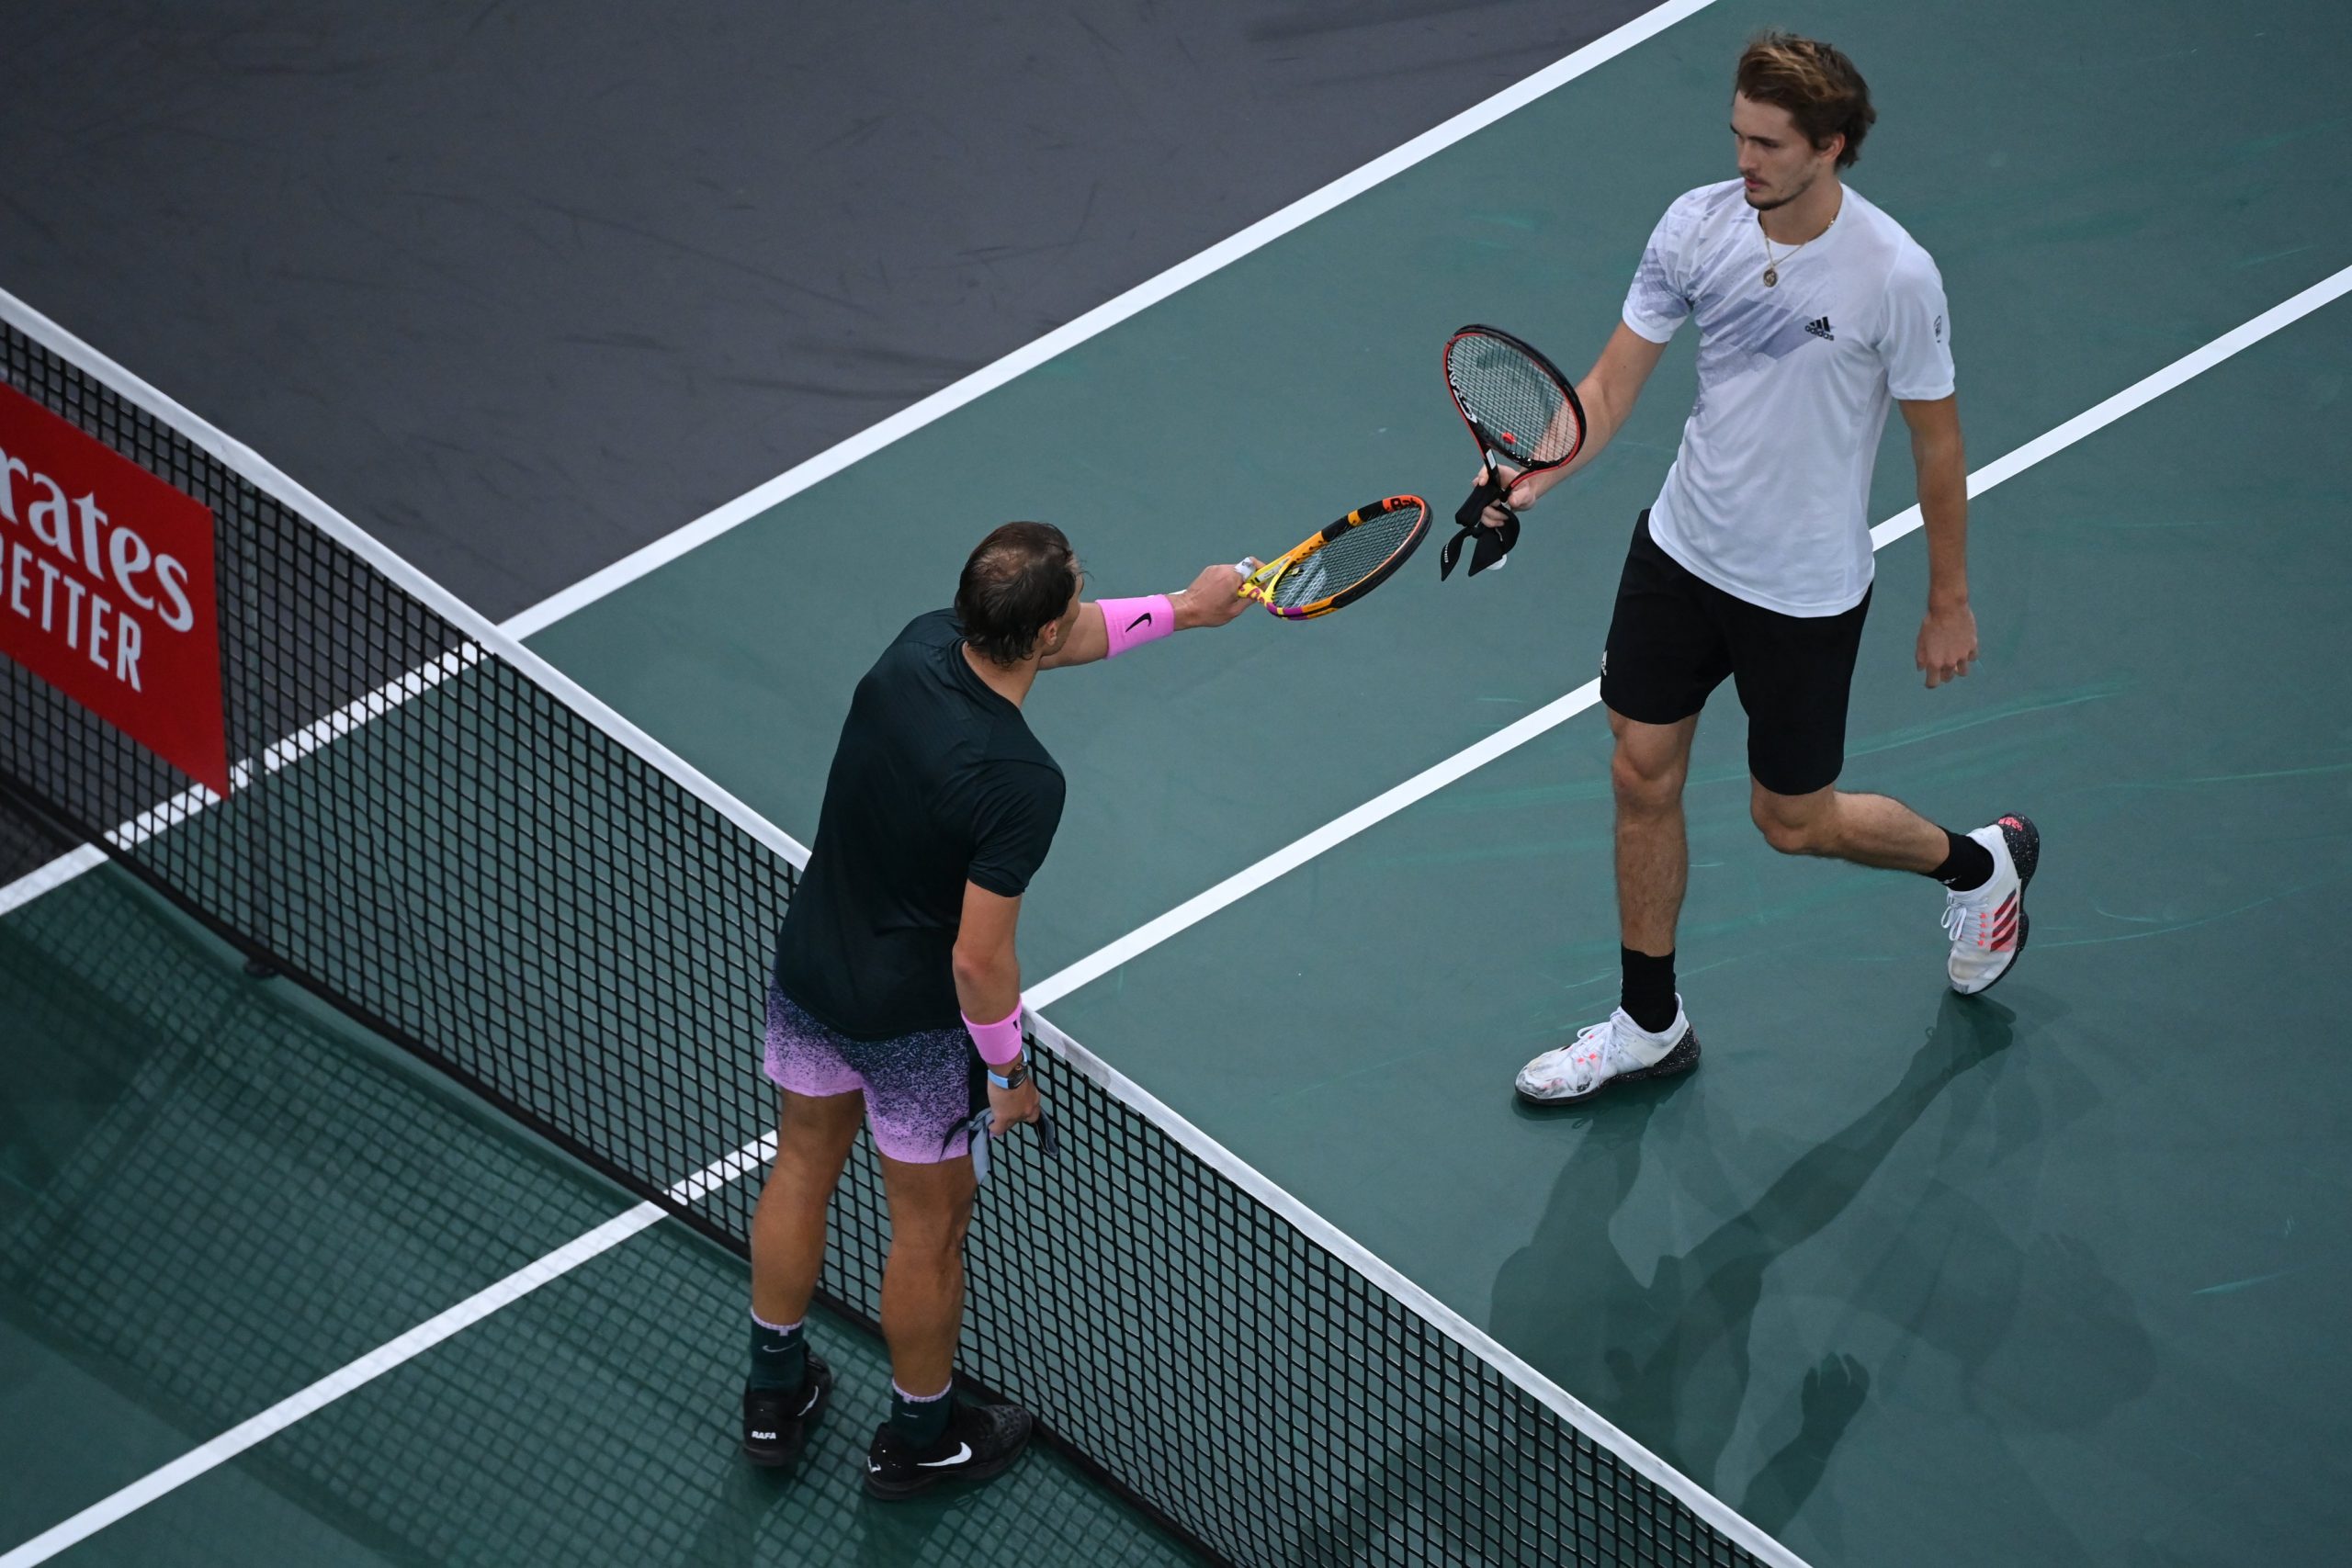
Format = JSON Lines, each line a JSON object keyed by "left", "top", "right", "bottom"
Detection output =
{"left": 1030, "top": 261, "right": 2352, "bottom": 1007}
{"left": 0, "top": 1136, "right": 776, "bottom": 1568}
{"left": 0, "top": 294, "right": 811, "bottom": 908}
{"left": 6, "top": 29, "right": 2348, "bottom": 1567}
{"left": 16, "top": 263, "right": 2351, "bottom": 1563}
{"left": 1, "top": 0, "right": 1727, "bottom": 917}
{"left": 496, "top": 0, "right": 1730, "bottom": 641}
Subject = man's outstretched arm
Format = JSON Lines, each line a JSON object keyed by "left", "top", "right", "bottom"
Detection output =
{"left": 1040, "top": 560, "right": 1254, "bottom": 670}
{"left": 1482, "top": 322, "right": 1669, "bottom": 524}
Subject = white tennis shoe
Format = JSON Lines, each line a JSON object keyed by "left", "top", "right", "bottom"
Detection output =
{"left": 1942, "top": 814, "right": 2041, "bottom": 995}
{"left": 1515, "top": 1004, "right": 1701, "bottom": 1105}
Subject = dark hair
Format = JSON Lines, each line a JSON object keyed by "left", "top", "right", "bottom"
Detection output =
{"left": 956, "top": 521, "right": 1080, "bottom": 666}
{"left": 1735, "top": 32, "right": 1875, "bottom": 169}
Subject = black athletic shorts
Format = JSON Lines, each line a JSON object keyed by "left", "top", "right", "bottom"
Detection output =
{"left": 1599, "top": 511, "right": 1871, "bottom": 796}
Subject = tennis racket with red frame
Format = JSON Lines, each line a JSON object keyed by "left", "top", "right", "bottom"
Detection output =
{"left": 1441, "top": 324, "right": 1587, "bottom": 579}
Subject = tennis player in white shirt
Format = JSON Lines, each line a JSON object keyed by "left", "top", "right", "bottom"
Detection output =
{"left": 1503, "top": 32, "right": 2041, "bottom": 1105}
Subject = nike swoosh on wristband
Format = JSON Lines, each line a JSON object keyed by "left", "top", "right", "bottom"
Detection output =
{"left": 916, "top": 1442, "right": 974, "bottom": 1468}
{"left": 1125, "top": 612, "right": 1152, "bottom": 631}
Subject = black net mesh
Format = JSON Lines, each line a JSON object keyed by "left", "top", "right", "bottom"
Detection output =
{"left": 0, "top": 852, "right": 1202, "bottom": 1568}
{"left": 0, "top": 316, "right": 1781, "bottom": 1567}
{"left": 1445, "top": 332, "right": 1583, "bottom": 468}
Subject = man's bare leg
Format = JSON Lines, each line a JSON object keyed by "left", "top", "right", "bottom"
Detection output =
{"left": 741, "top": 1087, "right": 864, "bottom": 1464}
{"left": 1747, "top": 781, "right": 1950, "bottom": 871}
{"left": 874, "top": 1151, "right": 979, "bottom": 1403}
{"left": 750, "top": 1088, "right": 865, "bottom": 1331}
{"left": 1612, "top": 707, "right": 1702, "bottom": 960}
{"left": 1748, "top": 779, "right": 2041, "bottom": 995}
{"left": 1514, "top": 707, "right": 1706, "bottom": 1101}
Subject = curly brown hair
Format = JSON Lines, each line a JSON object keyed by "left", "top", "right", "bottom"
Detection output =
{"left": 1735, "top": 32, "right": 1875, "bottom": 170}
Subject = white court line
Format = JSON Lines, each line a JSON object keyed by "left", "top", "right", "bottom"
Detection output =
{"left": 0, "top": 282, "right": 811, "bottom": 916}
{"left": 1035, "top": 258, "right": 2352, "bottom": 1005}
{"left": 0, "top": 844, "right": 106, "bottom": 918}
{"left": 0, "top": 1136, "right": 775, "bottom": 1568}
{"left": 2, "top": 10, "right": 1748, "bottom": 1556}
{"left": 0, "top": 0, "right": 1724, "bottom": 919}
{"left": 497, "top": 0, "right": 1727, "bottom": 640}
{"left": 11, "top": 265, "right": 2347, "bottom": 1568}
{"left": 0, "top": 649, "right": 481, "bottom": 919}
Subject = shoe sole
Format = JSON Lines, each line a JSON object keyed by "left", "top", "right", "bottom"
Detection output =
{"left": 864, "top": 1429, "right": 1033, "bottom": 1499}
{"left": 741, "top": 1368, "right": 831, "bottom": 1469}
{"left": 1954, "top": 813, "right": 2039, "bottom": 998}
{"left": 1515, "top": 1027, "right": 1702, "bottom": 1107}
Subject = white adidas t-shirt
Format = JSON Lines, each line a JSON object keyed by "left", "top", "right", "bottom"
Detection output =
{"left": 1622, "top": 179, "right": 1954, "bottom": 616}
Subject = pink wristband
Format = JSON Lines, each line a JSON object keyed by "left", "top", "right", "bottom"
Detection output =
{"left": 1097, "top": 594, "right": 1174, "bottom": 659}
{"left": 961, "top": 1005, "right": 1026, "bottom": 1066}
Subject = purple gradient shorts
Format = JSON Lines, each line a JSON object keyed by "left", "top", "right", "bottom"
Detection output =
{"left": 763, "top": 986, "right": 980, "bottom": 1164}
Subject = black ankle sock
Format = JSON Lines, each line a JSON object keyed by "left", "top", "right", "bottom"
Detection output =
{"left": 749, "top": 1315, "right": 807, "bottom": 1393}
{"left": 890, "top": 1382, "right": 954, "bottom": 1448}
{"left": 1620, "top": 947, "right": 1678, "bottom": 1035}
{"left": 1929, "top": 829, "right": 1996, "bottom": 892}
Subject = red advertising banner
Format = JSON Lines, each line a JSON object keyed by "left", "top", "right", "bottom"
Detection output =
{"left": 0, "top": 380, "right": 230, "bottom": 795}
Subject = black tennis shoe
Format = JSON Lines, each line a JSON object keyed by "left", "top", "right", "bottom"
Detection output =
{"left": 741, "top": 1350, "right": 831, "bottom": 1468}
{"left": 864, "top": 1396, "right": 1035, "bottom": 1499}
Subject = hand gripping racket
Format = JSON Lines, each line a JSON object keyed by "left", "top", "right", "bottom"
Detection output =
{"left": 1441, "top": 325, "right": 1588, "bottom": 579}
{"left": 1234, "top": 495, "right": 1430, "bottom": 620}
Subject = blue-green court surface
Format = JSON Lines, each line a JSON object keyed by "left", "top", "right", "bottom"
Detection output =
{"left": 0, "top": 870, "right": 1201, "bottom": 1566}
{"left": 521, "top": 1, "right": 2352, "bottom": 1561}
{"left": 8, "top": 0, "right": 2352, "bottom": 1562}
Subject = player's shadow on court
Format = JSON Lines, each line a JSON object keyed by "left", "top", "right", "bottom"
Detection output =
{"left": 1485, "top": 991, "right": 2023, "bottom": 1524}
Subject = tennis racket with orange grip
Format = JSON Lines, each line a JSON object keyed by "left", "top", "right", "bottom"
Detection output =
{"left": 1233, "top": 495, "right": 1430, "bottom": 620}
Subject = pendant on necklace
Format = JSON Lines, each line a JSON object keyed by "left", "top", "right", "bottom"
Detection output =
{"left": 1762, "top": 266, "right": 1779, "bottom": 288}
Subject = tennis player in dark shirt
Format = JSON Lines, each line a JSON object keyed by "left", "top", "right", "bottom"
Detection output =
{"left": 740, "top": 521, "right": 1251, "bottom": 1494}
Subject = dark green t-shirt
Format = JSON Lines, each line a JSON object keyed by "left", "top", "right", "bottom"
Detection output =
{"left": 772, "top": 609, "right": 1065, "bottom": 1039}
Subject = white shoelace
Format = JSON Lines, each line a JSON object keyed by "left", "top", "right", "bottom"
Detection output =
{"left": 1538, "top": 1020, "right": 1628, "bottom": 1095}
{"left": 1942, "top": 880, "right": 2010, "bottom": 951}
{"left": 1940, "top": 893, "right": 1972, "bottom": 947}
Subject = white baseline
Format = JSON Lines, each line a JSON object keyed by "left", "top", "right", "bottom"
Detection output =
{"left": 0, "top": 0, "right": 1725, "bottom": 920}
{"left": 1035, "top": 261, "right": 2352, "bottom": 1005}
{"left": 8, "top": 260, "right": 2346, "bottom": 1568}
{"left": 497, "top": 0, "right": 1728, "bottom": 639}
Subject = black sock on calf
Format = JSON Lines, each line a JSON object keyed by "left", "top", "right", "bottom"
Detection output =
{"left": 1928, "top": 829, "right": 1996, "bottom": 893}
{"left": 748, "top": 1314, "right": 807, "bottom": 1393}
{"left": 1620, "top": 947, "right": 1679, "bottom": 1035}
{"left": 890, "top": 1382, "right": 954, "bottom": 1448}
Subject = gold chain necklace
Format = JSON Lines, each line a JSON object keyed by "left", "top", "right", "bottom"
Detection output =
{"left": 1758, "top": 212, "right": 1835, "bottom": 288}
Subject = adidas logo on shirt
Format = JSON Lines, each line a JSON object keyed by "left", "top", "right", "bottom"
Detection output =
{"left": 1804, "top": 317, "right": 1835, "bottom": 341}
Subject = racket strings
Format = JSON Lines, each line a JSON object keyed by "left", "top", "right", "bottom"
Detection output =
{"left": 1447, "top": 339, "right": 1579, "bottom": 467}
{"left": 1270, "top": 509, "right": 1419, "bottom": 609}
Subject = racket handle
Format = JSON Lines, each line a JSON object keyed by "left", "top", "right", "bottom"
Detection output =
{"left": 1441, "top": 481, "right": 1519, "bottom": 581}
{"left": 1455, "top": 470, "right": 1509, "bottom": 533}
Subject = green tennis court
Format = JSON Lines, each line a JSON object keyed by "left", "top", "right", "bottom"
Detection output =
{"left": 6, "top": 0, "right": 2351, "bottom": 1562}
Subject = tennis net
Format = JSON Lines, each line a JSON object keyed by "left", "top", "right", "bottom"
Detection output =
{"left": 0, "top": 293, "right": 1800, "bottom": 1568}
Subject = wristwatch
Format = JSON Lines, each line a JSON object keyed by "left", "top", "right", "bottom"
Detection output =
{"left": 987, "top": 1059, "right": 1031, "bottom": 1091}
